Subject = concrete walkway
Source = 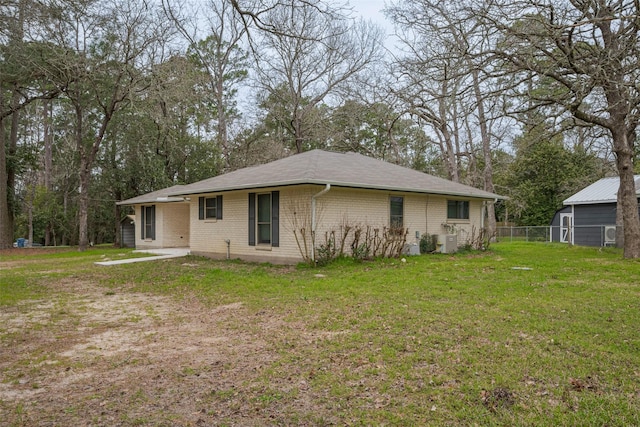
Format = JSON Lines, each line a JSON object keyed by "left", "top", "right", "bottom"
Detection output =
{"left": 95, "top": 248, "right": 190, "bottom": 266}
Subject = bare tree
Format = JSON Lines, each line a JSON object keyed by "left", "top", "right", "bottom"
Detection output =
{"left": 252, "top": 0, "right": 384, "bottom": 153}
{"left": 387, "top": 1, "right": 473, "bottom": 182}
{"left": 479, "top": 0, "right": 640, "bottom": 258}
{"left": 163, "top": 0, "right": 248, "bottom": 171}
{"left": 387, "top": 1, "right": 507, "bottom": 237}
{"left": 229, "top": 0, "right": 346, "bottom": 38}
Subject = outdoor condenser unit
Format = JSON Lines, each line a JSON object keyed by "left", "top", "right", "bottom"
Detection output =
{"left": 437, "top": 234, "right": 457, "bottom": 254}
{"left": 604, "top": 226, "right": 616, "bottom": 246}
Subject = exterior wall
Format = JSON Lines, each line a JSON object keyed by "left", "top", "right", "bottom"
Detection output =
{"left": 135, "top": 202, "right": 190, "bottom": 249}
{"left": 313, "top": 188, "right": 485, "bottom": 251}
{"left": 573, "top": 203, "right": 617, "bottom": 247}
{"left": 186, "top": 184, "right": 488, "bottom": 264}
{"left": 161, "top": 203, "right": 190, "bottom": 247}
{"left": 190, "top": 186, "right": 312, "bottom": 264}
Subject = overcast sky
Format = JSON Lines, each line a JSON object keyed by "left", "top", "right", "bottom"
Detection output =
{"left": 349, "top": 0, "right": 395, "bottom": 45}
{"left": 350, "top": 0, "right": 387, "bottom": 22}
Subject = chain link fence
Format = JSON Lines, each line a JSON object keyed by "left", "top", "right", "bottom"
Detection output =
{"left": 496, "top": 225, "right": 619, "bottom": 247}
{"left": 496, "top": 226, "right": 552, "bottom": 242}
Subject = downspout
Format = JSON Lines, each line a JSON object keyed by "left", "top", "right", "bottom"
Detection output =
{"left": 492, "top": 198, "right": 498, "bottom": 244}
{"left": 425, "top": 195, "right": 429, "bottom": 238}
{"left": 311, "top": 184, "right": 331, "bottom": 262}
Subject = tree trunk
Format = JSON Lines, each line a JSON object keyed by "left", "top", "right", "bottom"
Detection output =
{"left": 62, "top": 191, "right": 69, "bottom": 246}
{"left": 216, "top": 74, "right": 230, "bottom": 170}
{"left": 0, "top": 111, "right": 11, "bottom": 249}
{"left": 44, "top": 100, "right": 53, "bottom": 246}
{"left": 616, "top": 187, "right": 624, "bottom": 249}
{"left": 4, "top": 88, "right": 21, "bottom": 245}
{"left": 472, "top": 69, "right": 496, "bottom": 238}
{"left": 74, "top": 96, "right": 111, "bottom": 251}
{"left": 293, "top": 115, "right": 304, "bottom": 153}
{"left": 437, "top": 83, "right": 459, "bottom": 182}
{"left": 113, "top": 187, "right": 122, "bottom": 247}
{"left": 75, "top": 101, "right": 90, "bottom": 252}
{"left": 27, "top": 188, "right": 34, "bottom": 247}
{"left": 78, "top": 163, "right": 90, "bottom": 251}
{"left": 0, "top": 0, "right": 26, "bottom": 248}
{"left": 612, "top": 129, "right": 640, "bottom": 258}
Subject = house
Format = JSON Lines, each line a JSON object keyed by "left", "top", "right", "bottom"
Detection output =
{"left": 117, "top": 150, "right": 504, "bottom": 263}
{"left": 117, "top": 185, "right": 190, "bottom": 249}
{"left": 550, "top": 175, "right": 640, "bottom": 247}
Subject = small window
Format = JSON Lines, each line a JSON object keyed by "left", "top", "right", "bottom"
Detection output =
{"left": 257, "top": 193, "right": 271, "bottom": 244}
{"left": 447, "top": 200, "right": 469, "bottom": 220}
{"left": 390, "top": 196, "right": 404, "bottom": 228}
{"left": 199, "top": 195, "right": 222, "bottom": 220}
{"left": 205, "top": 197, "right": 217, "bottom": 219}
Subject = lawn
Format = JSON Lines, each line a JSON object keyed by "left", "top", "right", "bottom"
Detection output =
{"left": 0, "top": 242, "right": 639, "bottom": 425}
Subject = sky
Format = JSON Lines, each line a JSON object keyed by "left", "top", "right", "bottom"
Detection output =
{"left": 350, "top": 0, "right": 387, "bottom": 22}
{"left": 348, "top": 0, "right": 395, "bottom": 45}
{"left": 350, "top": 0, "right": 392, "bottom": 30}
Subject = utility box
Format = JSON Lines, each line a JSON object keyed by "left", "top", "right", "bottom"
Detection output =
{"left": 437, "top": 234, "right": 457, "bottom": 254}
{"left": 403, "top": 243, "right": 420, "bottom": 256}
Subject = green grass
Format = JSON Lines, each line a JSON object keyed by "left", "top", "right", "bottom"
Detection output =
{"left": 1, "top": 242, "right": 639, "bottom": 425}
{"left": 0, "top": 247, "right": 144, "bottom": 305}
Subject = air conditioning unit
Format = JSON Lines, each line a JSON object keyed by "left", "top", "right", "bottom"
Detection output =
{"left": 437, "top": 234, "right": 457, "bottom": 254}
{"left": 604, "top": 226, "right": 616, "bottom": 245}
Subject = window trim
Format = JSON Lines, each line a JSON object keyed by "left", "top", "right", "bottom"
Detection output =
{"left": 199, "top": 195, "right": 223, "bottom": 220}
{"left": 447, "top": 200, "right": 470, "bottom": 220}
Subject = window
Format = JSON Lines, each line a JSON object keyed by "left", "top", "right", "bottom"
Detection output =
{"left": 248, "top": 191, "right": 279, "bottom": 247}
{"left": 205, "top": 197, "right": 217, "bottom": 219}
{"left": 141, "top": 205, "right": 155, "bottom": 240}
{"left": 390, "top": 196, "right": 404, "bottom": 228}
{"left": 198, "top": 195, "right": 223, "bottom": 220}
{"left": 257, "top": 193, "right": 271, "bottom": 244}
{"left": 447, "top": 200, "right": 469, "bottom": 220}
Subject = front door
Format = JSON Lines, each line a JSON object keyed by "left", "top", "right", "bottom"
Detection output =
{"left": 560, "top": 213, "right": 572, "bottom": 243}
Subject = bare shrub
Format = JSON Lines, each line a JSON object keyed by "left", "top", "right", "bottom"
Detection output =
{"left": 466, "top": 226, "right": 492, "bottom": 251}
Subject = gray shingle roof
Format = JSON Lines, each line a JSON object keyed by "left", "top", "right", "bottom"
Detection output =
{"left": 166, "top": 150, "right": 504, "bottom": 200}
{"left": 563, "top": 175, "right": 640, "bottom": 205}
{"left": 117, "top": 185, "right": 187, "bottom": 205}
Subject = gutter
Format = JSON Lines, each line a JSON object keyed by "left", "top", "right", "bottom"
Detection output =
{"left": 311, "top": 184, "right": 331, "bottom": 262}
{"left": 167, "top": 179, "right": 505, "bottom": 201}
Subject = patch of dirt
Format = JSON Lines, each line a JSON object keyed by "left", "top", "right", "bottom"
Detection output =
{"left": 0, "top": 278, "right": 323, "bottom": 425}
